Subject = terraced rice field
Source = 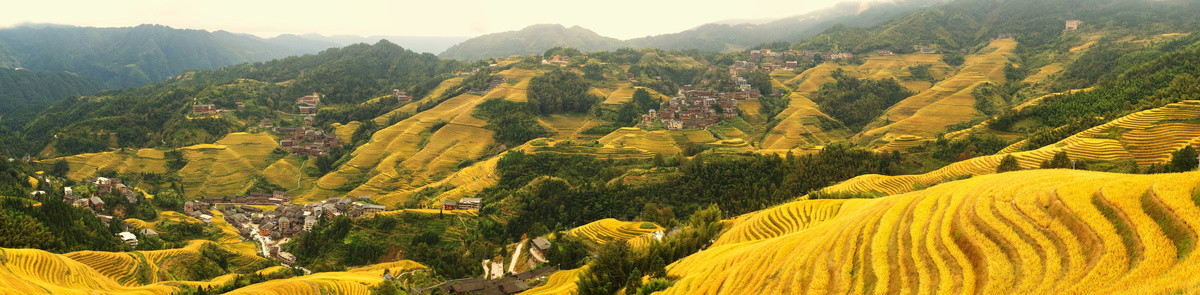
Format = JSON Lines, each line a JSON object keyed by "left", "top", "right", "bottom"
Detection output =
{"left": 261, "top": 157, "right": 313, "bottom": 191}
{"left": 0, "top": 248, "right": 181, "bottom": 294}
{"left": 877, "top": 135, "right": 926, "bottom": 152}
{"left": 0, "top": 245, "right": 424, "bottom": 295}
{"left": 597, "top": 129, "right": 685, "bottom": 155}
{"left": 714, "top": 199, "right": 872, "bottom": 247}
{"left": 862, "top": 39, "right": 1017, "bottom": 142}
{"left": 487, "top": 68, "right": 544, "bottom": 103}
{"left": 568, "top": 218, "right": 662, "bottom": 245}
{"left": 49, "top": 132, "right": 284, "bottom": 198}
{"left": 517, "top": 267, "right": 584, "bottom": 295}
{"left": 823, "top": 100, "right": 1200, "bottom": 197}
{"left": 762, "top": 53, "right": 951, "bottom": 150}
{"left": 55, "top": 148, "right": 167, "bottom": 181}
{"left": 332, "top": 121, "right": 362, "bottom": 142}
{"left": 176, "top": 132, "right": 280, "bottom": 198}
{"left": 305, "top": 81, "right": 497, "bottom": 205}
{"left": 601, "top": 83, "right": 669, "bottom": 105}
{"left": 538, "top": 115, "right": 605, "bottom": 140}
{"left": 661, "top": 170, "right": 1200, "bottom": 294}
{"left": 371, "top": 77, "right": 465, "bottom": 126}
{"left": 399, "top": 153, "right": 502, "bottom": 208}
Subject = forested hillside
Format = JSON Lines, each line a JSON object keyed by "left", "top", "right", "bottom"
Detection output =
{"left": 0, "top": 68, "right": 105, "bottom": 123}
{"left": 12, "top": 41, "right": 464, "bottom": 156}
{"left": 792, "top": 0, "right": 1200, "bottom": 54}
{"left": 626, "top": 0, "right": 947, "bottom": 52}
{"left": 0, "top": 24, "right": 338, "bottom": 89}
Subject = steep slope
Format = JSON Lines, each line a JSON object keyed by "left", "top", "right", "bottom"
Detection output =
{"left": 304, "top": 81, "right": 498, "bottom": 204}
{"left": 0, "top": 244, "right": 422, "bottom": 295}
{"left": 627, "top": 0, "right": 946, "bottom": 52}
{"left": 51, "top": 132, "right": 290, "bottom": 198}
{"left": 860, "top": 38, "right": 1014, "bottom": 142}
{"left": 823, "top": 100, "right": 1200, "bottom": 196}
{"left": 222, "top": 260, "right": 425, "bottom": 295}
{"left": 0, "top": 68, "right": 104, "bottom": 117}
{"left": 662, "top": 170, "right": 1200, "bottom": 294}
{"left": 439, "top": 24, "right": 625, "bottom": 61}
{"left": 762, "top": 50, "right": 949, "bottom": 150}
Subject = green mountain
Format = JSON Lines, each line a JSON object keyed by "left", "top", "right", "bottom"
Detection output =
{"left": 625, "top": 0, "right": 946, "bottom": 51}
{"left": 0, "top": 68, "right": 105, "bottom": 120}
{"left": 438, "top": 24, "right": 626, "bottom": 61}
{"left": 436, "top": 0, "right": 947, "bottom": 60}
{"left": 17, "top": 40, "right": 464, "bottom": 156}
{"left": 0, "top": 24, "right": 339, "bottom": 89}
{"left": 793, "top": 0, "right": 1200, "bottom": 53}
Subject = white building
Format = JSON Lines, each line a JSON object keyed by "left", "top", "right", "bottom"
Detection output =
{"left": 117, "top": 232, "right": 138, "bottom": 247}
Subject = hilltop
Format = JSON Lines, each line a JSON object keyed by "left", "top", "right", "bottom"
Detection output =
{"left": 439, "top": 24, "right": 626, "bottom": 61}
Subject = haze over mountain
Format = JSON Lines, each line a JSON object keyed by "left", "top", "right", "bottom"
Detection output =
{"left": 439, "top": 24, "right": 627, "bottom": 61}
{"left": 0, "top": 24, "right": 340, "bottom": 89}
{"left": 438, "top": 0, "right": 950, "bottom": 60}
{"left": 295, "top": 34, "right": 469, "bottom": 54}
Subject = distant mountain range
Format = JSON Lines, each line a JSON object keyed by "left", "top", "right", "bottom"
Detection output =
{"left": 0, "top": 24, "right": 342, "bottom": 89}
{"left": 438, "top": 0, "right": 950, "bottom": 61}
{"left": 294, "top": 34, "right": 469, "bottom": 54}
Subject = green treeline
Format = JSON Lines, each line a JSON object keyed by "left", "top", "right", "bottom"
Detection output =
{"left": 811, "top": 69, "right": 913, "bottom": 131}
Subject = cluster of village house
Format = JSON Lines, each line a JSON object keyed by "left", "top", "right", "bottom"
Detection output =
{"left": 640, "top": 88, "right": 741, "bottom": 130}
{"left": 38, "top": 177, "right": 154, "bottom": 247}
{"left": 180, "top": 193, "right": 385, "bottom": 264}
{"left": 270, "top": 125, "right": 344, "bottom": 157}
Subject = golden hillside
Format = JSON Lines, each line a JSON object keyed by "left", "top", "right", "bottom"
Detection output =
{"left": 823, "top": 100, "right": 1200, "bottom": 196}
{"left": 223, "top": 260, "right": 425, "bottom": 295}
{"left": 0, "top": 244, "right": 424, "bottom": 295}
{"left": 51, "top": 132, "right": 291, "bottom": 198}
{"left": 861, "top": 39, "right": 1016, "bottom": 142}
{"left": 662, "top": 170, "right": 1200, "bottom": 294}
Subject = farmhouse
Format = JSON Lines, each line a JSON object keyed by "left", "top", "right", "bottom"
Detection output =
{"left": 442, "top": 200, "right": 457, "bottom": 211}
{"left": 297, "top": 92, "right": 322, "bottom": 106}
{"left": 531, "top": 237, "right": 552, "bottom": 255}
{"left": 117, "top": 232, "right": 138, "bottom": 247}
{"left": 394, "top": 89, "right": 411, "bottom": 102}
{"left": 457, "top": 198, "right": 481, "bottom": 210}
{"left": 298, "top": 106, "right": 317, "bottom": 114}
{"left": 192, "top": 104, "right": 218, "bottom": 114}
{"left": 1065, "top": 20, "right": 1082, "bottom": 31}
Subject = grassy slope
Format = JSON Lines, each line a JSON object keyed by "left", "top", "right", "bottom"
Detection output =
{"left": 860, "top": 38, "right": 1016, "bottom": 143}
{"left": 0, "top": 244, "right": 422, "bottom": 295}
{"left": 662, "top": 169, "right": 1200, "bottom": 294}
{"left": 50, "top": 132, "right": 289, "bottom": 198}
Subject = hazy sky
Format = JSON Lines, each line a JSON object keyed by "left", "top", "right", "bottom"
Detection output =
{"left": 2, "top": 0, "right": 851, "bottom": 39}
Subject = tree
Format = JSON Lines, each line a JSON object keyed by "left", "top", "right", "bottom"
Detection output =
{"left": 997, "top": 155, "right": 1021, "bottom": 173}
{"left": 1169, "top": 145, "right": 1199, "bottom": 172}
{"left": 528, "top": 69, "right": 600, "bottom": 115}
{"left": 545, "top": 233, "right": 590, "bottom": 269}
{"left": 0, "top": 208, "right": 60, "bottom": 250}
{"left": 1040, "top": 151, "right": 1072, "bottom": 169}
{"left": 942, "top": 53, "right": 965, "bottom": 67}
